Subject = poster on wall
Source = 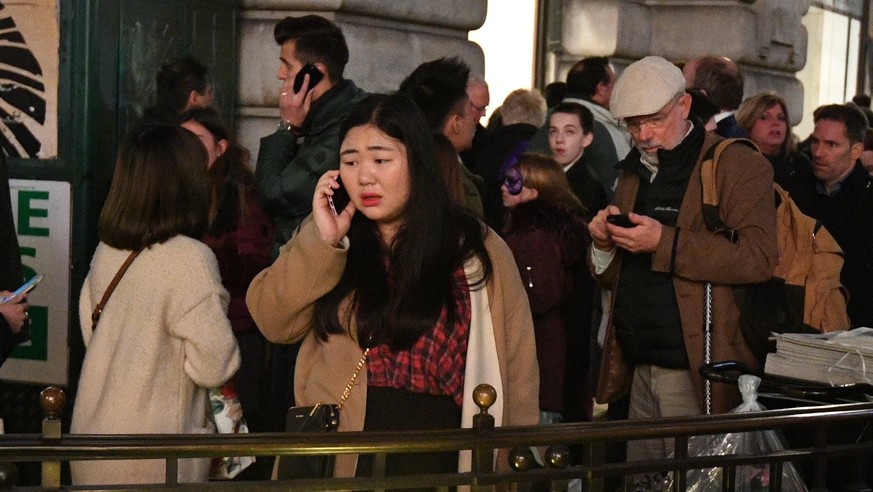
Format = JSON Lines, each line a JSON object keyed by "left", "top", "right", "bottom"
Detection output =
{"left": 0, "top": 0, "right": 59, "bottom": 158}
{"left": 0, "top": 179, "right": 70, "bottom": 386}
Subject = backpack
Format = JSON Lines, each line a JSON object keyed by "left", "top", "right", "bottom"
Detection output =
{"left": 700, "top": 138, "right": 850, "bottom": 363}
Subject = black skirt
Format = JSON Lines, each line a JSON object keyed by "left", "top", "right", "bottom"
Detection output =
{"left": 355, "top": 386, "right": 462, "bottom": 490}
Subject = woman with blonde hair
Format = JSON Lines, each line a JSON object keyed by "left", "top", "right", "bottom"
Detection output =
{"left": 736, "top": 91, "right": 811, "bottom": 187}
{"left": 501, "top": 153, "right": 594, "bottom": 424}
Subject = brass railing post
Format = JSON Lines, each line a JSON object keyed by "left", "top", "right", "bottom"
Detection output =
{"left": 39, "top": 386, "right": 65, "bottom": 490}
{"left": 471, "top": 384, "right": 496, "bottom": 491}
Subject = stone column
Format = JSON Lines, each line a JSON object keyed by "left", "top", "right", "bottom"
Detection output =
{"left": 236, "top": 0, "right": 487, "bottom": 160}
{"left": 547, "top": 0, "right": 810, "bottom": 125}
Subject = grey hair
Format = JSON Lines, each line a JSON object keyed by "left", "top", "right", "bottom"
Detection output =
{"left": 500, "top": 89, "right": 547, "bottom": 127}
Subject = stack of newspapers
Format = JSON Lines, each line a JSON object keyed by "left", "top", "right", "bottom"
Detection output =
{"left": 764, "top": 328, "right": 873, "bottom": 386}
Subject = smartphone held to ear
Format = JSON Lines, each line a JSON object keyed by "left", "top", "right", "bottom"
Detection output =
{"left": 293, "top": 63, "right": 325, "bottom": 94}
{"left": 327, "top": 177, "right": 350, "bottom": 216}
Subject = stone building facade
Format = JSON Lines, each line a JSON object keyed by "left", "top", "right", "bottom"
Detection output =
{"left": 235, "top": 0, "right": 812, "bottom": 153}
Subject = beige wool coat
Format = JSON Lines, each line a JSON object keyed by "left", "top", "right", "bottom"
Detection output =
{"left": 247, "top": 219, "right": 540, "bottom": 477}
{"left": 71, "top": 236, "right": 241, "bottom": 485}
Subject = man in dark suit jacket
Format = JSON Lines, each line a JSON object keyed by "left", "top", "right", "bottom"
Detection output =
{"left": 683, "top": 56, "right": 747, "bottom": 138}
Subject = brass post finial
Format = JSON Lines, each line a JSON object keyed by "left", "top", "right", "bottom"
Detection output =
{"left": 473, "top": 384, "right": 496, "bottom": 413}
{"left": 508, "top": 447, "right": 536, "bottom": 471}
{"left": 545, "top": 445, "right": 571, "bottom": 468}
{"left": 39, "top": 387, "right": 66, "bottom": 420}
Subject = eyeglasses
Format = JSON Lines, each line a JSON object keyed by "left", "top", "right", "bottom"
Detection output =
{"left": 623, "top": 95, "right": 682, "bottom": 134}
{"left": 470, "top": 101, "right": 488, "bottom": 115}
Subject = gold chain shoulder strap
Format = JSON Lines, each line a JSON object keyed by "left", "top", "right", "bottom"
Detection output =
{"left": 338, "top": 348, "right": 369, "bottom": 411}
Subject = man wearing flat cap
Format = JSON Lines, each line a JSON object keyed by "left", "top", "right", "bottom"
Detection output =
{"left": 587, "top": 56, "right": 776, "bottom": 479}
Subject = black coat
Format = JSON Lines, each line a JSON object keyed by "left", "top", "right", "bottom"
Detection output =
{"left": 783, "top": 162, "right": 873, "bottom": 327}
{"left": 715, "top": 114, "right": 748, "bottom": 139}
{"left": 565, "top": 155, "right": 608, "bottom": 221}
{"left": 0, "top": 153, "right": 24, "bottom": 367}
{"left": 471, "top": 123, "right": 538, "bottom": 231}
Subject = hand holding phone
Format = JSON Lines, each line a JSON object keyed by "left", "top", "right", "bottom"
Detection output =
{"left": 327, "top": 177, "right": 350, "bottom": 216}
{"left": 293, "top": 63, "right": 325, "bottom": 94}
{"left": 606, "top": 214, "right": 636, "bottom": 228}
{"left": 0, "top": 273, "right": 45, "bottom": 304}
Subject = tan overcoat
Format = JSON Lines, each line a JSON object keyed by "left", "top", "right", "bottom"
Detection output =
{"left": 247, "top": 220, "right": 540, "bottom": 476}
{"left": 595, "top": 133, "right": 777, "bottom": 414}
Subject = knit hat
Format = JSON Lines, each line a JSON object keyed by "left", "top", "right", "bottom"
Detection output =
{"left": 610, "top": 56, "right": 686, "bottom": 119}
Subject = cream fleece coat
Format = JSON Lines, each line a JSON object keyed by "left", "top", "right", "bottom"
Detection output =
{"left": 71, "top": 236, "right": 240, "bottom": 485}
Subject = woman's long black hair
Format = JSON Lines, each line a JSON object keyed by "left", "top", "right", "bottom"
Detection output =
{"left": 312, "top": 94, "right": 492, "bottom": 350}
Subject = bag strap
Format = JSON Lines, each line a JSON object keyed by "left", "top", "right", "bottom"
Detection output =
{"left": 338, "top": 348, "right": 369, "bottom": 411}
{"left": 91, "top": 248, "right": 143, "bottom": 331}
{"left": 700, "top": 138, "right": 759, "bottom": 243}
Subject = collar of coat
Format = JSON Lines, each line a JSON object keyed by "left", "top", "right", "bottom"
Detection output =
{"left": 618, "top": 120, "right": 705, "bottom": 182}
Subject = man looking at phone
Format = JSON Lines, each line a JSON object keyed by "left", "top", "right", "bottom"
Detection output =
{"left": 256, "top": 14, "right": 366, "bottom": 256}
{"left": 587, "top": 56, "right": 775, "bottom": 484}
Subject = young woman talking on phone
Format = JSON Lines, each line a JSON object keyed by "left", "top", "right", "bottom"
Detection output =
{"left": 247, "top": 94, "right": 539, "bottom": 481}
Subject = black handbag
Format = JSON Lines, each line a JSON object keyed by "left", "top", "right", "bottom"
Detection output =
{"left": 275, "top": 403, "right": 341, "bottom": 478}
{"left": 274, "top": 348, "right": 369, "bottom": 479}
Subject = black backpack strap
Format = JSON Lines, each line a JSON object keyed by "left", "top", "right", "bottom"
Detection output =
{"left": 700, "top": 138, "right": 759, "bottom": 243}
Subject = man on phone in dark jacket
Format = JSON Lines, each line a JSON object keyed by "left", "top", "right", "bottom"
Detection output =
{"left": 256, "top": 14, "right": 366, "bottom": 257}
{"left": 253, "top": 16, "right": 366, "bottom": 449}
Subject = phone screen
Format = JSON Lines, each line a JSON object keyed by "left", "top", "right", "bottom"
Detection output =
{"left": 293, "top": 63, "right": 325, "bottom": 93}
{"left": 0, "top": 273, "right": 45, "bottom": 303}
{"left": 327, "top": 177, "right": 350, "bottom": 215}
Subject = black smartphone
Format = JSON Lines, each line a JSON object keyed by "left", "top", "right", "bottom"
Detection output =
{"left": 606, "top": 214, "right": 636, "bottom": 228}
{"left": 327, "top": 176, "right": 350, "bottom": 215}
{"left": 293, "top": 63, "right": 325, "bottom": 93}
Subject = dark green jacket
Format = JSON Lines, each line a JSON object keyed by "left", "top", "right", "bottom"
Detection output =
{"left": 256, "top": 80, "right": 367, "bottom": 254}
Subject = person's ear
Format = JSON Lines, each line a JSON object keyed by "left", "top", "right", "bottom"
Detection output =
{"left": 850, "top": 141, "right": 864, "bottom": 162}
{"left": 216, "top": 138, "right": 229, "bottom": 157}
{"left": 314, "top": 62, "right": 329, "bottom": 83}
{"left": 448, "top": 114, "right": 462, "bottom": 136}
{"left": 678, "top": 93, "right": 693, "bottom": 119}
{"left": 596, "top": 81, "right": 610, "bottom": 98}
{"left": 581, "top": 131, "right": 594, "bottom": 149}
{"left": 186, "top": 90, "right": 199, "bottom": 109}
{"left": 527, "top": 188, "right": 539, "bottom": 201}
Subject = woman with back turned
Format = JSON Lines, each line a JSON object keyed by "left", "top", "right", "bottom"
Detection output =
{"left": 72, "top": 124, "right": 240, "bottom": 485}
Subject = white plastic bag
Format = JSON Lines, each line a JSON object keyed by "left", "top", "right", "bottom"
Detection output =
{"left": 661, "top": 375, "right": 808, "bottom": 491}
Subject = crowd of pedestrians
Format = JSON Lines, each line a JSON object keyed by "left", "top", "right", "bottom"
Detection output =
{"left": 2, "top": 11, "right": 866, "bottom": 490}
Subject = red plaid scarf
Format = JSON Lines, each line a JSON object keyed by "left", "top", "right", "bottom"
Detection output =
{"left": 366, "top": 267, "right": 471, "bottom": 406}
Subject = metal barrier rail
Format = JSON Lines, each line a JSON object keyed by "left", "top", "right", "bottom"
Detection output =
{"left": 0, "top": 386, "right": 871, "bottom": 490}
